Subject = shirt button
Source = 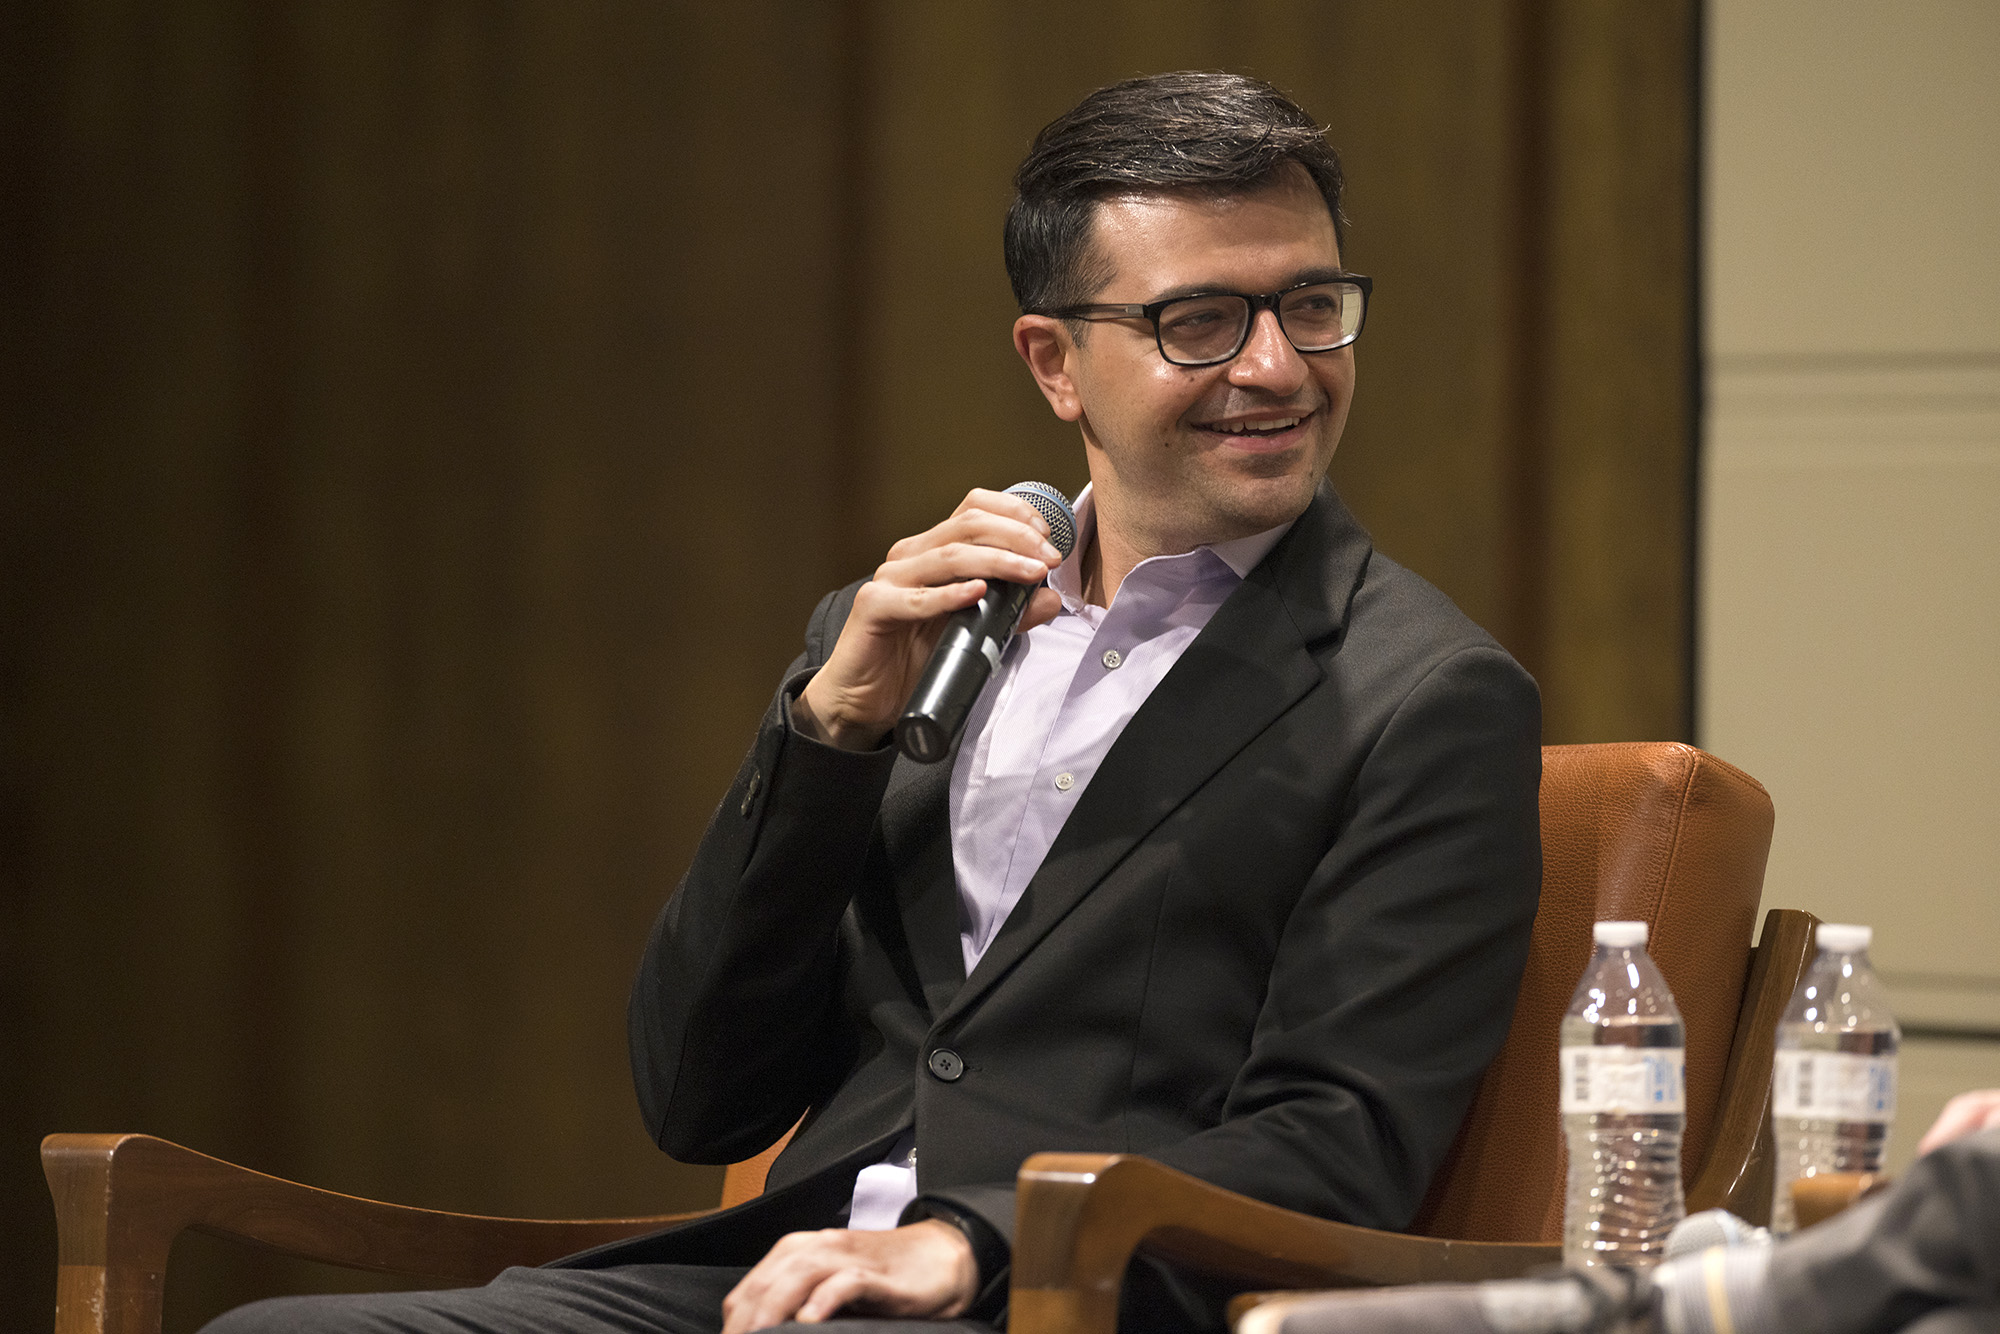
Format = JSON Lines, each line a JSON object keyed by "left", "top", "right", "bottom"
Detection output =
{"left": 927, "top": 1049, "right": 964, "bottom": 1081}
{"left": 1101, "top": 648, "right": 1123, "bottom": 669}
{"left": 1053, "top": 771, "right": 1075, "bottom": 792}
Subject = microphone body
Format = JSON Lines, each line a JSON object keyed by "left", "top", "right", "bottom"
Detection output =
{"left": 894, "top": 482, "right": 1075, "bottom": 763}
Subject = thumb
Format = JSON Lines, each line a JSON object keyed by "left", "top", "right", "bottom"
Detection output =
{"left": 1017, "top": 586, "right": 1063, "bottom": 634}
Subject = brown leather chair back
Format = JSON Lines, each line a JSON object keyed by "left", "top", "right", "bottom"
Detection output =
{"left": 721, "top": 1127, "right": 795, "bottom": 1209}
{"left": 1411, "top": 742, "right": 1774, "bottom": 1242}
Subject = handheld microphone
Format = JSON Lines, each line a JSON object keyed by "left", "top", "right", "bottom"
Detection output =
{"left": 894, "top": 481, "right": 1077, "bottom": 764}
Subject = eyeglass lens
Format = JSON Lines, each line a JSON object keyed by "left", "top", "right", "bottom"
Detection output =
{"left": 1156, "top": 282, "right": 1363, "bottom": 366}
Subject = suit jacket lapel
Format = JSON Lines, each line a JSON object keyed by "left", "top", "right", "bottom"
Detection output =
{"left": 936, "top": 484, "right": 1372, "bottom": 1028}
{"left": 877, "top": 741, "right": 969, "bottom": 1016}
{"left": 810, "top": 585, "right": 968, "bottom": 1019}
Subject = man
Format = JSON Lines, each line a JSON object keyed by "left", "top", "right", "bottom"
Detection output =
{"left": 205, "top": 70, "right": 1540, "bottom": 1334}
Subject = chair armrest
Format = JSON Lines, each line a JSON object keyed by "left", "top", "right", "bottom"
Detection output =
{"left": 43, "top": 1133, "right": 704, "bottom": 1334}
{"left": 1007, "top": 1154, "right": 1559, "bottom": 1334}
{"left": 1686, "top": 907, "right": 1820, "bottom": 1222}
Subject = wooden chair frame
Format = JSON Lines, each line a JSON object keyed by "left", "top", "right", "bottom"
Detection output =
{"left": 43, "top": 907, "right": 1816, "bottom": 1334}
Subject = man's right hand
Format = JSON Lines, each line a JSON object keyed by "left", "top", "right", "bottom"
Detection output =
{"left": 792, "top": 488, "right": 1065, "bottom": 751}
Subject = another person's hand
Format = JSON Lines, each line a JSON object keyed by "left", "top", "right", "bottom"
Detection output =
{"left": 719, "top": 1220, "right": 979, "bottom": 1333}
{"left": 794, "top": 488, "right": 1064, "bottom": 751}
{"left": 1917, "top": 1088, "right": 2000, "bottom": 1156}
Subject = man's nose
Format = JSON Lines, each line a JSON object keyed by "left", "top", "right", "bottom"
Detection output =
{"left": 1225, "top": 308, "right": 1308, "bottom": 393}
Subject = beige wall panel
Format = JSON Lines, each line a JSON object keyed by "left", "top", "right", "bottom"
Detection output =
{"left": 1704, "top": 0, "right": 2000, "bottom": 1053}
{"left": 1709, "top": 0, "right": 2000, "bottom": 358}
{"left": 1703, "top": 369, "right": 2000, "bottom": 1020}
{"left": 1895, "top": 1039, "right": 2000, "bottom": 1175}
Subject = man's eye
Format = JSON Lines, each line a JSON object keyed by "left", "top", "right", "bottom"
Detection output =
{"left": 1163, "top": 306, "right": 1229, "bottom": 333}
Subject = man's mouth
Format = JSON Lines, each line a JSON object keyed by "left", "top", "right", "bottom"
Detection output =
{"left": 1198, "top": 412, "right": 1312, "bottom": 439}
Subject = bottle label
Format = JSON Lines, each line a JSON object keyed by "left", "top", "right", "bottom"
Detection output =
{"left": 1560, "top": 1046, "right": 1686, "bottom": 1114}
{"left": 1772, "top": 1050, "right": 1897, "bottom": 1121}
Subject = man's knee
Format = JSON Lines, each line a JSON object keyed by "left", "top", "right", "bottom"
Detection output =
{"left": 200, "top": 1293, "right": 383, "bottom": 1334}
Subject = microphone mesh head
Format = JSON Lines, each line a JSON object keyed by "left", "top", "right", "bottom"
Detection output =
{"left": 1007, "top": 481, "right": 1077, "bottom": 559}
{"left": 1665, "top": 1208, "right": 1770, "bottom": 1258}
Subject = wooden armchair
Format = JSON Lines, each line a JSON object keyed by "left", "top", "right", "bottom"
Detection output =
{"left": 44, "top": 743, "right": 1811, "bottom": 1334}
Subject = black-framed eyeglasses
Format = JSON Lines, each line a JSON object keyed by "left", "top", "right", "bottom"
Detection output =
{"left": 1039, "top": 276, "right": 1371, "bottom": 367}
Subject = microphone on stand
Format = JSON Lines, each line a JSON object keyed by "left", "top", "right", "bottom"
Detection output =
{"left": 894, "top": 481, "right": 1077, "bottom": 764}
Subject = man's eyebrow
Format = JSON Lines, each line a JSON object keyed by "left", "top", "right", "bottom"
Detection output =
{"left": 1142, "top": 266, "right": 1353, "bottom": 303}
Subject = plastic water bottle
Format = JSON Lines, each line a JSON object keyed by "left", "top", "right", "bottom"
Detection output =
{"left": 1770, "top": 922, "right": 1899, "bottom": 1235}
{"left": 1561, "top": 920, "right": 1687, "bottom": 1270}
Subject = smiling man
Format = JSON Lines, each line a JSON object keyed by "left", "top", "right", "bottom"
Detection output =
{"left": 1012, "top": 176, "right": 1358, "bottom": 601}
{"left": 204, "top": 71, "right": 1541, "bottom": 1334}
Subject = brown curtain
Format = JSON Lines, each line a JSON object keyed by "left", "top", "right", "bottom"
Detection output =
{"left": 0, "top": 3, "right": 1693, "bottom": 1328}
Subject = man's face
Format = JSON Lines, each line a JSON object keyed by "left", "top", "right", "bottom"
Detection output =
{"left": 1016, "top": 169, "right": 1355, "bottom": 556}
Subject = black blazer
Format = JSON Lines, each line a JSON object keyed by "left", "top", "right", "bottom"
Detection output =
{"left": 604, "top": 484, "right": 1541, "bottom": 1271}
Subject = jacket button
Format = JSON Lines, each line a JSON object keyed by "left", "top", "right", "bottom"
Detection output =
{"left": 927, "top": 1048, "right": 964, "bottom": 1081}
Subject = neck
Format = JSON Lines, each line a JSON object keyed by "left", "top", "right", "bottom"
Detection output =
{"left": 1078, "top": 502, "right": 1186, "bottom": 608}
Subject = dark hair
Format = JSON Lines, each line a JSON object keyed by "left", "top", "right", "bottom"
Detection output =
{"left": 1004, "top": 71, "right": 1346, "bottom": 314}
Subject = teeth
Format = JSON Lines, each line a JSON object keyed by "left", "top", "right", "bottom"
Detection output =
{"left": 1220, "top": 416, "right": 1302, "bottom": 435}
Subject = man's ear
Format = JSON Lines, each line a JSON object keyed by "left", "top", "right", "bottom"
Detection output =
{"left": 1013, "top": 315, "right": 1084, "bottom": 423}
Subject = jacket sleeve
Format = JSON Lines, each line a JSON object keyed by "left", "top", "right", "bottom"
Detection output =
{"left": 916, "top": 642, "right": 1542, "bottom": 1251}
{"left": 626, "top": 583, "right": 898, "bottom": 1163}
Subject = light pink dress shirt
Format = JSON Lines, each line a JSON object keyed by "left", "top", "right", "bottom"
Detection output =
{"left": 847, "top": 487, "right": 1292, "bottom": 1229}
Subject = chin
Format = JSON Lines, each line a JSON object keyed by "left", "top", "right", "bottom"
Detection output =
{"left": 1208, "top": 476, "right": 1320, "bottom": 538}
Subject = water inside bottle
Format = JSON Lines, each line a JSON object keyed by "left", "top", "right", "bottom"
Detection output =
{"left": 1562, "top": 1014, "right": 1685, "bottom": 1269}
{"left": 1769, "top": 936, "right": 1899, "bottom": 1235}
{"left": 1770, "top": 1023, "right": 1898, "bottom": 1233}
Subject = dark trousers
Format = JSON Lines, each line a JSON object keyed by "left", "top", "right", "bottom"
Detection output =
{"left": 1771, "top": 1127, "right": 2000, "bottom": 1334}
{"left": 198, "top": 1263, "right": 1003, "bottom": 1334}
{"left": 197, "top": 1245, "right": 1231, "bottom": 1334}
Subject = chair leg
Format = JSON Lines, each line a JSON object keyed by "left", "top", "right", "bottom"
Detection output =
{"left": 45, "top": 1136, "right": 172, "bottom": 1334}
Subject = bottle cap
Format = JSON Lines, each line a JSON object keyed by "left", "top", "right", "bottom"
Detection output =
{"left": 1593, "top": 920, "right": 1648, "bottom": 947}
{"left": 1815, "top": 922, "right": 1873, "bottom": 952}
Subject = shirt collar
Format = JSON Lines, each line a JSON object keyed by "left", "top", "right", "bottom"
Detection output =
{"left": 1047, "top": 484, "right": 1296, "bottom": 609}
{"left": 1205, "top": 513, "right": 1295, "bottom": 578}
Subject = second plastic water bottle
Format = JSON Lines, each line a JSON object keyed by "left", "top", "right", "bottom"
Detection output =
{"left": 1770, "top": 922, "right": 1899, "bottom": 1235}
{"left": 1561, "top": 920, "right": 1686, "bottom": 1270}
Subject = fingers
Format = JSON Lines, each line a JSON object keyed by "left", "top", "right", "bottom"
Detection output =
{"left": 720, "top": 1223, "right": 978, "bottom": 1333}
{"left": 721, "top": 1230, "right": 838, "bottom": 1334}
{"left": 1017, "top": 585, "right": 1064, "bottom": 635}
{"left": 853, "top": 489, "right": 1064, "bottom": 636}
{"left": 874, "top": 540, "right": 1054, "bottom": 601}
{"left": 848, "top": 572, "right": 992, "bottom": 626}
{"left": 793, "top": 1267, "right": 877, "bottom": 1323}
{"left": 884, "top": 504, "right": 1062, "bottom": 576}
{"left": 951, "top": 486, "right": 1060, "bottom": 542}
{"left": 796, "top": 488, "right": 1069, "bottom": 750}
{"left": 1918, "top": 1088, "right": 2000, "bottom": 1156}
{"left": 865, "top": 490, "right": 1063, "bottom": 623}
{"left": 790, "top": 1264, "right": 961, "bottom": 1323}
{"left": 903, "top": 487, "right": 1062, "bottom": 558}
